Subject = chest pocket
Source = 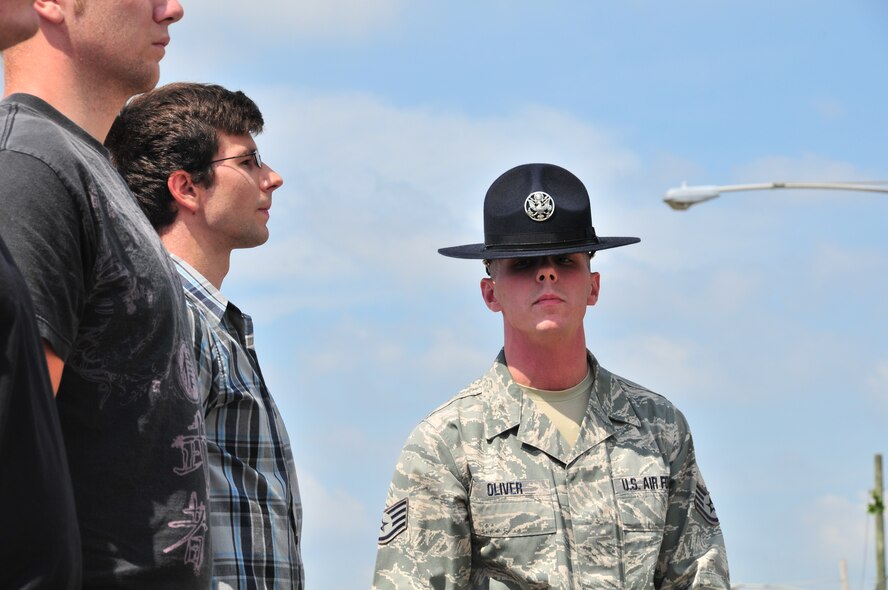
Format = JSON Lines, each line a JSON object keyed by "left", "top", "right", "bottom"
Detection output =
{"left": 469, "top": 479, "right": 560, "bottom": 587}
{"left": 613, "top": 474, "right": 669, "bottom": 532}
{"left": 613, "top": 474, "right": 669, "bottom": 588}
{"left": 469, "top": 479, "right": 555, "bottom": 537}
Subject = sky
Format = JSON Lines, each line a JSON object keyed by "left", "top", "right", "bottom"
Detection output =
{"left": 152, "top": 2, "right": 888, "bottom": 588}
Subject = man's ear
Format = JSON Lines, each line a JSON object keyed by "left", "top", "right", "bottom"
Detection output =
{"left": 167, "top": 170, "right": 201, "bottom": 215}
{"left": 33, "top": 0, "right": 66, "bottom": 24}
{"left": 481, "top": 277, "right": 502, "bottom": 313}
{"left": 588, "top": 272, "right": 601, "bottom": 306}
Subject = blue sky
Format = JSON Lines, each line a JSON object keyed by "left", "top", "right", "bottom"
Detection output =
{"left": 155, "top": 2, "right": 888, "bottom": 588}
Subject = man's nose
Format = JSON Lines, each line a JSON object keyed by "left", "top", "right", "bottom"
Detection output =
{"left": 159, "top": 0, "right": 185, "bottom": 24}
{"left": 262, "top": 165, "right": 284, "bottom": 192}
{"left": 536, "top": 257, "right": 558, "bottom": 282}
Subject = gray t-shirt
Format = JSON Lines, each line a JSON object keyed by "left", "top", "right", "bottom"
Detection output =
{"left": 0, "top": 94, "right": 211, "bottom": 588}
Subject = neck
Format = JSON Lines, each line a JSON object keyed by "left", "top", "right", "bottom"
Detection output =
{"left": 161, "top": 224, "right": 231, "bottom": 290}
{"left": 4, "top": 43, "right": 131, "bottom": 142}
{"left": 503, "top": 326, "right": 589, "bottom": 390}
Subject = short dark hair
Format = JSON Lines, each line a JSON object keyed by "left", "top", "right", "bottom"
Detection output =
{"left": 105, "top": 82, "right": 265, "bottom": 230}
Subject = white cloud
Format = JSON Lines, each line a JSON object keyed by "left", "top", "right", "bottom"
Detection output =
{"left": 222, "top": 89, "right": 640, "bottom": 296}
{"left": 810, "top": 243, "right": 888, "bottom": 283}
{"left": 417, "top": 325, "right": 498, "bottom": 379}
{"left": 703, "top": 269, "right": 762, "bottom": 313}
{"left": 254, "top": 90, "right": 640, "bottom": 209}
{"left": 298, "top": 467, "right": 370, "bottom": 538}
{"left": 811, "top": 98, "right": 846, "bottom": 121}
{"left": 284, "top": 310, "right": 496, "bottom": 387}
{"left": 647, "top": 152, "right": 709, "bottom": 195}
{"left": 731, "top": 154, "right": 875, "bottom": 203}
{"left": 800, "top": 494, "right": 869, "bottom": 577}
{"left": 179, "top": 0, "right": 406, "bottom": 39}
{"left": 233, "top": 234, "right": 357, "bottom": 280}
{"left": 599, "top": 332, "right": 721, "bottom": 399}
{"left": 300, "top": 316, "right": 409, "bottom": 375}
{"left": 866, "top": 359, "right": 888, "bottom": 410}
{"left": 157, "top": 1, "right": 409, "bottom": 81}
{"left": 296, "top": 467, "right": 377, "bottom": 589}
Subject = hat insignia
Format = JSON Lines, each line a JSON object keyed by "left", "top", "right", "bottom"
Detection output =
{"left": 524, "top": 191, "right": 555, "bottom": 222}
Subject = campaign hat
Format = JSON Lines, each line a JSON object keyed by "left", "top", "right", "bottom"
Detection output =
{"left": 438, "top": 163, "right": 640, "bottom": 260}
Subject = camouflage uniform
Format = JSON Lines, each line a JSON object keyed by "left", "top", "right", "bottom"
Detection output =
{"left": 373, "top": 351, "right": 729, "bottom": 589}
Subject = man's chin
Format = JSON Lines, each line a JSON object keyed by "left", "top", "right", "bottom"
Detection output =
{"left": 531, "top": 320, "right": 574, "bottom": 337}
{"left": 126, "top": 66, "right": 162, "bottom": 97}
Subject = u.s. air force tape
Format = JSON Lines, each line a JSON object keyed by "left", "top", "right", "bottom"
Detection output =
{"left": 613, "top": 475, "right": 670, "bottom": 493}
{"left": 694, "top": 484, "right": 719, "bottom": 526}
{"left": 378, "top": 498, "right": 408, "bottom": 545}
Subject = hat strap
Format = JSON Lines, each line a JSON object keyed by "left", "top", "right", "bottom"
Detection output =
{"left": 484, "top": 229, "right": 598, "bottom": 250}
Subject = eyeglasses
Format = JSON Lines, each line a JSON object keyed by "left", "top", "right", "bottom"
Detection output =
{"left": 208, "top": 150, "right": 262, "bottom": 169}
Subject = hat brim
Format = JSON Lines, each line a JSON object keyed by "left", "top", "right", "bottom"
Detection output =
{"left": 438, "top": 236, "right": 640, "bottom": 260}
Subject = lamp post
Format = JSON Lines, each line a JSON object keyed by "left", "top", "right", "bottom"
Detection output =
{"left": 663, "top": 181, "right": 888, "bottom": 210}
{"left": 665, "top": 177, "right": 888, "bottom": 589}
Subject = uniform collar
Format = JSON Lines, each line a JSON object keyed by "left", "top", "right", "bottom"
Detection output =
{"left": 483, "top": 349, "right": 641, "bottom": 465}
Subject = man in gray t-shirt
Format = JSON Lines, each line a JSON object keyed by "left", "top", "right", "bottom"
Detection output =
{"left": 0, "top": 1, "right": 212, "bottom": 587}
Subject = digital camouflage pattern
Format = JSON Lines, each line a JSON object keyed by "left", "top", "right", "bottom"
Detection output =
{"left": 373, "top": 351, "right": 729, "bottom": 589}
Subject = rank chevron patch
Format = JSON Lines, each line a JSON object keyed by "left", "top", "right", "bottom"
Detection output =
{"left": 694, "top": 483, "right": 719, "bottom": 526}
{"left": 378, "top": 498, "right": 408, "bottom": 545}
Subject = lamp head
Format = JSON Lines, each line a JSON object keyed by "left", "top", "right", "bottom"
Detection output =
{"left": 663, "top": 183, "right": 721, "bottom": 210}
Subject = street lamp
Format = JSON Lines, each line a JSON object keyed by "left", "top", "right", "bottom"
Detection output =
{"left": 663, "top": 180, "right": 888, "bottom": 210}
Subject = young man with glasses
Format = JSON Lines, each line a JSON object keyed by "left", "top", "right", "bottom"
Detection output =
{"left": 0, "top": 1, "right": 214, "bottom": 587}
{"left": 106, "top": 82, "right": 303, "bottom": 589}
{"left": 373, "top": 163, "right": 729, "bottom": 589}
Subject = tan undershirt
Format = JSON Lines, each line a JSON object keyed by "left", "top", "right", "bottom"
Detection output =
{"left": 519, "top": 369, "right": 593, "bottom": 448}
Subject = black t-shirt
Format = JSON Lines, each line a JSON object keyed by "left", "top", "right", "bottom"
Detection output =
{"left": 0, "top": 94, "right": 211, "bottom": 588}
{"left": 0, "top": 236, "right": 81, "bottom": 588}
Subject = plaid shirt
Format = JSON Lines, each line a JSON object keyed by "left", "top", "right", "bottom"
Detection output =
{"left": 173, "top": 256, "right": 304, "bottom": 589}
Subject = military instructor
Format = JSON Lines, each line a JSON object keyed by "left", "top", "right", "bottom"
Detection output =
{"left": 372, "top": 163, "right": 729, "bottom": 589}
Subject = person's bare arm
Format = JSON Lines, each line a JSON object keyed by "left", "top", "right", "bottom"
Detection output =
{"left": 43, "top": 341, "right": 64, "bottom": 396}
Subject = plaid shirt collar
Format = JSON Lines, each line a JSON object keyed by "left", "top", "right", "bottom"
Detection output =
{"left": 169, "top": 254, "right": 229, "bottom": 327}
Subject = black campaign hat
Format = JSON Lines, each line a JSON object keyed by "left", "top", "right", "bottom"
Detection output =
{"left": 438, "top": 163, "right": 640, "bottom": 260}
